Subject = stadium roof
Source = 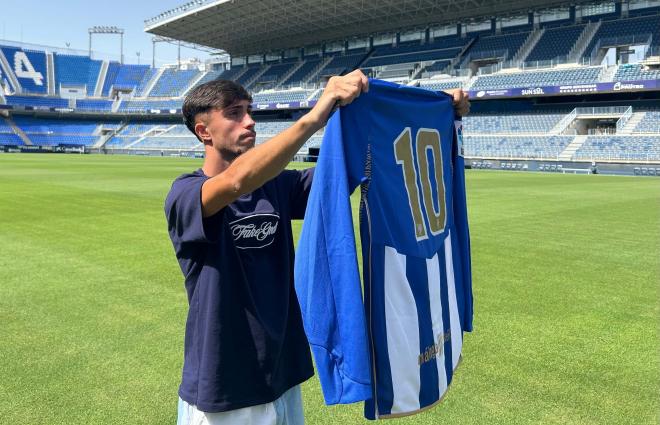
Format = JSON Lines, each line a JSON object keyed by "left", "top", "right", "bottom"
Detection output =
{"left": 144, "top": 0, "right": 598, "bottom": 57}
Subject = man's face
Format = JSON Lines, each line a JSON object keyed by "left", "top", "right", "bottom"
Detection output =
{"left": 198, "top": 99, "right": 256, "bottom": 160}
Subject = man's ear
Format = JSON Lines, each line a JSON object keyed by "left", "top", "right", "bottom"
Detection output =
{"left": 194, "top": 121, "right": 211, "bottom": 144}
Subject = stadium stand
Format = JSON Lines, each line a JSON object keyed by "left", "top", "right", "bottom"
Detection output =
{"left": 315, "top": 50, "right": 370, "bottom": 80}
{"left": 12, "top": 116, "right": 99, "bottom": 146}
{"left": 0, "top": 45, "right": 48, "bottom": 94}
{"left": 251, "top": 60, "right": 298, "bottom": 90}
{"left": 464, "top": 135, "right": 574, "bottom": 159}
{"left": 471, "top": 66, "right": 603, "bottom": 90}
{"left": 0, "top": 117, "right": 23, "bottom": 145}
{"left": 252, "top": 89, "right": 313, "bottom": 103}
{"left": 583, "top": 14, "right": 660, "bottom": 60}
{"left": 1, "top": 3, "right": 659, "bottom": 169}
{"left": 613, "top": 63, "right": 660, "bottom": 81}
{"left": 75, "top": 99, "right": 113, "bottom": 112}
{"left": 189, "top": 70, "right": 225, "bottom": 90}
{"left": 53, "top": 54, "right": 102, "bottom": 96}
{"left": 103, "top": 63, "right": 151, "bottom": 95}
{"left": 574, "top": 135, "right": 660, "bottom": 161}
{"left": 134, "top": 68, "right": 160, "bottom": 97}
{"left": 463, "top": 114, "right": 565, "bottom": 134}
{"left": 634, "top": 112, "right": 660, "bottom": 133}
{"left": 6, "top": 95, "right": 69, "bottom": 108}
{"left": 149, "top": 68, "right": 201, "bottom": 97}
{"left": 463, "top": 30, "right": 530, "bottom": 62}
{"left": 525, "top": 24, "right": 586, "bottom": 62}
{"left": 118, "top": 99, "right": 182, "bottom": 112}
{"left": 417, "top": 79, "right": 466, "bottom": 91}
{"left": 280, "top": 57, "right": 322, "bottom": 87}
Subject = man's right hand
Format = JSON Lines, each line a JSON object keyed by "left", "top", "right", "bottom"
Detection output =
{"left": 304, "top": 70, "right": 369, "bottom": 131}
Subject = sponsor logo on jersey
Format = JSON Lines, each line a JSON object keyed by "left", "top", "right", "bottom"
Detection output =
{"left": 229, "top": 213, "right": 279, "bottom": 249}
{"left": 418, "top": 331, "right": 451, "bottom": 366}
{"left": 454, "top": 120, "right": 464, "bottom": 157}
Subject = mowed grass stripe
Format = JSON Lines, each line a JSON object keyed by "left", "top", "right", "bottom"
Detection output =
{"left": 0, "top": 154, "right": 657, "bottom": 425}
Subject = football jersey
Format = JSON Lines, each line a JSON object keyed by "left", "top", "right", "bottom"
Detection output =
{"left": 294, "top": 79, "right": 473, "bottom": 419}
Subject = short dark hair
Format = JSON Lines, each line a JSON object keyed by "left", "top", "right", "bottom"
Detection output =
{"left": 182, "top": 79, "right": 252, "bottom": 141}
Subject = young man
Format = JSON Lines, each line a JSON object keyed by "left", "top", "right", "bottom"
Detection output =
{"left": 165, "top": 70, "right": 469, "bottom": 425}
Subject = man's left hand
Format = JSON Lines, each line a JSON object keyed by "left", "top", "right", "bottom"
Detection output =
{"left": 445, "top": 89, "right": 470, "bottom": 117}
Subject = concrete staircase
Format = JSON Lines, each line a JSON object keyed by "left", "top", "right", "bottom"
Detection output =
{"left": 181, "top": 71, "right": 208, "bottom": 97}
{"left": 244, "top": 65, "right": 271, "bottom": 90}
{"left": 303, "top": 56, "right": 334, "bottom": 85}
{"left": 277, "top": 61, "right": 305, "bottom": 88}
{"left": 569, "top": 21, "right": 601, "bottom": 62}
{"left": 95, "top": 61, "right": 109, "bottom": 97}
{"left": 142, "top": 67, "right": 166, "bottom": 98}
{"left": 46, "top": 52, "right": 56, "bottom": 95}
{"left": 558, "top": 135, "right": 588, "bottom": 161}
{"left": 94, "top": 122, "right": 127, "bottom": 148}
{"left": 513, "top": 28, "right": 545, "bottom": 63}
{"left": 599, "top": 64, "right": 618, "bottom": 82}
{"left": 6, "top": 117, "right": 32, "bottom": 145}
{"left": 618, "top": 112, "right": 646, "bottom": 134}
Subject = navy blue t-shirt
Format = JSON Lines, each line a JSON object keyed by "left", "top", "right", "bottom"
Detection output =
{"left": 165, "top": 168, "right": 315, "bottom": 412}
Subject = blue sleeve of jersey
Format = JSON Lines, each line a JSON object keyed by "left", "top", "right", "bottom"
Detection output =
{"left": 294, "top": 110, "right": 372, "bottom": 405}
{"left": 452, "top": 119, "right": 473, "bottom": 332}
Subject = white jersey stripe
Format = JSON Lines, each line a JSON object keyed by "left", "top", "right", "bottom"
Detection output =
{"left": 426, "top": 253, "right": 449, "bottom": 397}
{"left": 444, "top": 231, "right": 463, "bottom": 369}
{"left": 384, "top": 246, "right": 421, "bottom": 414}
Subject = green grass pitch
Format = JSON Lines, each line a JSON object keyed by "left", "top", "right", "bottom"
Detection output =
{"left": 0, "top": 154, "right": 658, "bottom": 424}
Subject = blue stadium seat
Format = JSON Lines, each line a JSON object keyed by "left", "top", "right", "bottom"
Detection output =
{"left": 54, "top": 54, "right": 103, "bottom": 96}
{"left": 526, "top": 25, "right": 585, "bottom": 62}
{"left": 583, "top": 15, "right": 660, "bottom": 60}
{"left": 0, "top": 45, "right": 49, "bottom": 94}
{"left": 149, "top": 68, "right": 201, "bottom": 97}
{"left": 574, "top": 135, "right": 660, "bottom": 161}
{"left": 471, "top": 66, "right": 602, "bottom": 90}
{"left": 103, "top": 63, "right": 151, "bottom": 96}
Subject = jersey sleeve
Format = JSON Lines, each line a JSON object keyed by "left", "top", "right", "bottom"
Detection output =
{"left": 294, "top": 110, "right": 372, "bottom": 405}
{"left": 164, "top": 174, "right": 223, "bottom": 245}
{"left": 452, "top": 119, "right": 474, "bottom": 332}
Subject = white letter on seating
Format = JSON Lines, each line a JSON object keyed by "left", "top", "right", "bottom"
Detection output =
{"left": 14, "top": 52, "right": 43, "bottom": 86}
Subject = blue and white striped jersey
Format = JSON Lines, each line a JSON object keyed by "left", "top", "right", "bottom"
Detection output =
{"left": 295, "top": 79, "right": 473, "bottom": 419}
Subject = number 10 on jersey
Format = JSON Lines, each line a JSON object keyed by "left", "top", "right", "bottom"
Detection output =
{"left": 394, "top": 128, "right": 447, "bottom": 241}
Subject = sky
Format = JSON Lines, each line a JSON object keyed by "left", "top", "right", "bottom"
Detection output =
{"left": 1, "top": 1, "right": 214, "bottom": 67}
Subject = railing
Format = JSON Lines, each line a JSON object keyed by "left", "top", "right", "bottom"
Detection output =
{"left": 553, "top": 108, "right": 578, "bottom": 134}
{"left": 646, "top": 45, "right": 660, "bottom": 57}
{"left": 616, "top": 106, "right": 633, "bottom": 133}
{"left": 576, "top": 106, "right": 631, "bottom": 115}
{"left": 590, "top": 33, "right": 653, "bottom": 62}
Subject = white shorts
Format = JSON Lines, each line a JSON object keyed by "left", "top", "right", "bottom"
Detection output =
{"left": 177, "top": 385, "right": 304, "bottom": 425}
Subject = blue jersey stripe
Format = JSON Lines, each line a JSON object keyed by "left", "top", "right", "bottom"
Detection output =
{"left": 406, "top": 255, "right": 441, "bottom": 409}
{"left": 437, "top": 247, "right": 454, "bottom": 386}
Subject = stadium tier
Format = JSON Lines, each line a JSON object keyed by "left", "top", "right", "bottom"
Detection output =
{"left": 525, "top": 24, "right": 586, "bottom": 63}
{"left": 103, "top": 63, "right": 151, "bottom": 95}
{"left": 463, "top": 114, "right": 565, "bottom": 134}
{"left": 149, "top": 68, "right": 201, "bottom": 97}
{"left": 574, "top": 135, "right": 660, "bottom": 161}
{"left": 1, "top": 4, "right": 659, "bottom": 167}
{"left": 53, "top": 54, "right": 102, "bottom": 96}
{"left": 582, "top": 14, "right": 660, "bottom": 61}
{"left": 470, "top": 66, "right": 603, "bottom": 90}
{"left": 464, "top": 135, "right": 574, "bottom": 159}
{"left": 6, "top": 95, "right": 69, "bottom": 108}
{"left": 635, "top": 112, "right": 660, "bottom": 133}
